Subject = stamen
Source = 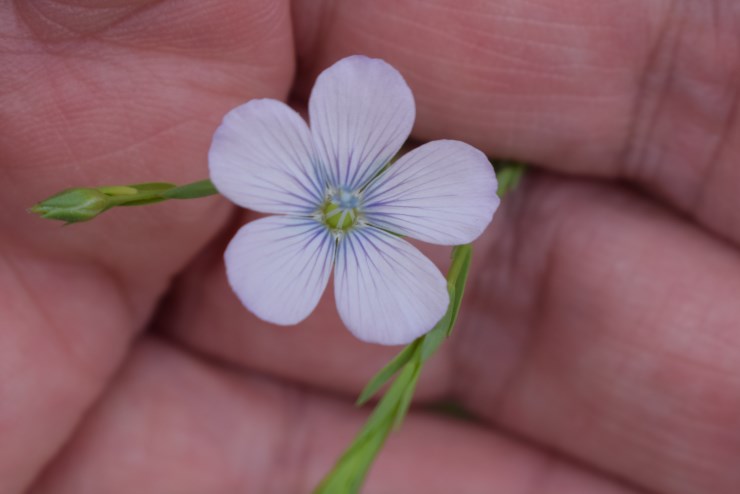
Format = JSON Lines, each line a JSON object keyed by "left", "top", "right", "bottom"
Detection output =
{"left": 321, "top": 188, "right": 361, "bottom": 231}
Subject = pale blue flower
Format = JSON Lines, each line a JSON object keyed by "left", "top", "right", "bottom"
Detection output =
{"left": 209, "top": 56, "right": 499, "bottom": 345}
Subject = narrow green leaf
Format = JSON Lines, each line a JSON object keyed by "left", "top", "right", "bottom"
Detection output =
{"left": 121, "top": 182, "right": 176, "bottom": 193}
{"left": 444, "top": 244, "right": 472, "bottom": 337}
{"left": 314, "top": 428, "right": 387, "bottom": 494}
{"left": 160, "top": 179, "right": 218, "bottom": 199}
{"left": 116, "top": 197, "right": 169, "bottom": 207}
{"left": 315, "top": 370, "right": 413, "bottom": 494}
{"left": 392, "top": 362, "right": 422, "bottom": 429}
{"left": 495, "top": 161, "right": 526, "bottom": 197}
{"left": 355, "top": 365, "right": 414, "bottom": 437}
{"left": 97, "top": 185, "right": 139, "bottom": 196}
{"left": 356, "top": 339, "right": 421, "bottom": 405}
{"left": 419, "top": 310, "right": 451, "bottom": 362}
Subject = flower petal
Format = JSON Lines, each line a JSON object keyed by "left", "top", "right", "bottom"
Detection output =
{"left": 209, "top": 99, "right": 324, "bottom": 215}
{"left": 362, "top": 140, "right": 500, "bottom": 245}
{"left": 225, "top": 216, "right": 335, "bottom": 325}
{"left": 309, "top": 55, "right": 415, "bottom": 191}
{"left": 334, "top": 227, "right": 449, "bottom": 345}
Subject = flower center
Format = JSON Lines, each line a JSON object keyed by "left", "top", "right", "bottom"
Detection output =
{"left": 322, "top": 188, "right": 360, "bottom": 231}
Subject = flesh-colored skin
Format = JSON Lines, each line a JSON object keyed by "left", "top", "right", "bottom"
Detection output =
{"left": 1, "top": 1, "right": 738, "bottom": 492}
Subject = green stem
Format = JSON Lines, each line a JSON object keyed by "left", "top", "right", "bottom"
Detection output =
{"left": 494, "top": 161, "right": 526, "bottom": 197}
{"left": 313, "top": 245, "right": 473, "bottom": 494}
{"left": 31, "top": 179, "right": 219, "bottom": 224}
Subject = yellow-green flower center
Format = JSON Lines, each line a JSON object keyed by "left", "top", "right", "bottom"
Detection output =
{"left": 324, "top": 202, "right": 357, "bottom": 230}
{"left": 321, "top": 188, "right": 361, "bottom": 231}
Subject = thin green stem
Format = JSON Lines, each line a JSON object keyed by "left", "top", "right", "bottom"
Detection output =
{"left": 31, "top": 179, "right": 219, "bottom": 224}
{"left": 313, "top": 245, "right": 473, "bottom": 494}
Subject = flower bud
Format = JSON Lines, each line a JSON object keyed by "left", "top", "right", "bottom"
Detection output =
{"left": 30, "top": 188, "right": 111, "bottom": 223}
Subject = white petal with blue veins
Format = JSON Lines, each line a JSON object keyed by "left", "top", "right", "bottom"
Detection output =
{"left": 362, "top": 140, "right": 500, "bottom": 245}
{"left": 309, "top": 55, "right": 415, "bottom": 191}
{"left": 209, "top": 99, "right": 324, "bottom": 215}
{"left": 334, "top": 227, "right": 449, "bottom": 345}
{"left": 225, "top": 216, "right": 335, "bottom": 325}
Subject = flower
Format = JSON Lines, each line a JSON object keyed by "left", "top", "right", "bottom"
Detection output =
{"left": 209, "top": 56, "right": 499, "bottom": 345}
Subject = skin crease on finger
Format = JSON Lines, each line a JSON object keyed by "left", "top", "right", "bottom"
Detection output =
{"left": 1, "top": 1, "right": 739, "bottom": 494}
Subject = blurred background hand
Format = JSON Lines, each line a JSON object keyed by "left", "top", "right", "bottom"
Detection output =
{"left": 1, "top": 1, "right": 738, "bottom": 492}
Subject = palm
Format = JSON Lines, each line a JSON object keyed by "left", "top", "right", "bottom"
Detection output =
{"left": 2, "top": 1, "right": 738, "bottom": 493}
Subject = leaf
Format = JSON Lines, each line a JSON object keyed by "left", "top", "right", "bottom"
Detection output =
{"left": 124, "top": 182, "right": 176, "bottom": 193}
{"left": 495, "top": 161, "right": 526, "bottom": 197}
{"left": 97, "top": 186, "right": 139, "bottom": 196}
{"left": 315, "top": 370, "right": 413, "bottom": 494}
{"left": 419, "top": 310, "right": 451, "bottom": 362}
{"left": 160, "top": 179, "right": 218, "bottom": 199}
{"left": 356, "top": 339, "right": 421, "bottom": 405}
{"left": 444, "top": 244, "right": 472, "bottom": 337}
{"left": 392, "top": 361, "right": 422, "bottom": 429}
{"left": 116, "top": 197, "right": 169, "bottom": 207}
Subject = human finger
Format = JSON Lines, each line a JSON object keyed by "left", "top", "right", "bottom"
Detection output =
{"left": 0, "top": 2, "right": 294, "bottom": 491}
{"left": 450, "top": 174, "right": 740, "bottom": 494}
{"left": 291, "top": 0, "right": 740, "bottom": 245}
{"left": 29, "top": 337, "right": 645, "bottom": 494}
{"left": 163, "top": 172, "right": 740, "bottom": 494}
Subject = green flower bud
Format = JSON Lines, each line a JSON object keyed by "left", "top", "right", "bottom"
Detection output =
{"left": 30, "top": 188, "right": 111, "bottom": 223}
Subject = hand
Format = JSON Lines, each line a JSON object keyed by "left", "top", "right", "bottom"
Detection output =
{"left": 2, "top": 1, "right": 738, "bottom": 492}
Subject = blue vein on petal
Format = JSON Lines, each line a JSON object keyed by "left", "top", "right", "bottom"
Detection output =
{"left": 292, "top": 224, "right": 332, "bottom": 296}
{"left": 257, "top": 112, "right": 324, "bottom": 206}
{"left": 348, "top": 76, "right": 391, "bottom": 188}
{"left": 268, "top": 108, "right": 325, "bottom": 204}
{"left": 238, "top": 162, "right": 325, "bottom": 211}
{"left": 340, "top": 227, "right": 439, "bottom": 337}
{"left": 313, "top": 77, "right": 408, "bottom": 192}
{"left": 349, "top": 108, "right": 408, "bottom": 190}
{"left": 362, "top": 149, "right": 457, "bottom": 207}
{"left": 257, "top": 219, "right": 334, "bottom": 301}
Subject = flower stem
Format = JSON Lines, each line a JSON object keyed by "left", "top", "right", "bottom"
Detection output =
{"left": 312, "top": 245, "right": 473, "bottom": 494}
{"left": 493, "top": 160, "right": 527, "bottom": 197}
